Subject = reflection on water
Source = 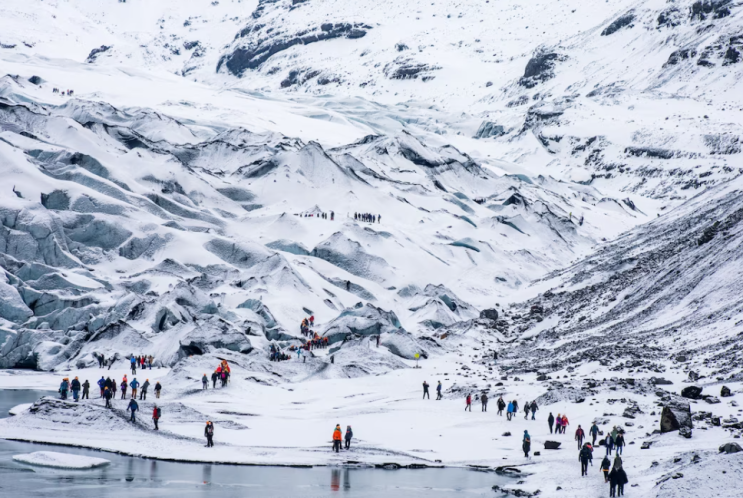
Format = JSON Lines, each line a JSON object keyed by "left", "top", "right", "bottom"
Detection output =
{"left": 0, "top": 390, "right": 504, "bottom": 497}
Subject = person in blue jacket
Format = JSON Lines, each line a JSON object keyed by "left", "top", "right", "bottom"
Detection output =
{"left": 436, "top": 381, "right": 443, "bottom": 400}
{"left": 127, "top": 398, "right": 139, "bottom": 422}
{"left": 130, "top": 356, "right": 137, "bottom": 375}
{"left": 130, "top": 378, "right": 140, "bottom": 399}
{"left": 59, "top": 378, "right": 69, "bottom": 400}
{"left": 97, "top": 376, "right": 106, "bottom": 397}
{"left": 507, "top": 401, "right": 514, "bottom": 421}
{"left": 71, "top": 377, "right": 81, "bottom": 402}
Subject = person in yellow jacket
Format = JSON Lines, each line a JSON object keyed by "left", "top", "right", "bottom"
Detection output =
{"left": 332, "top": 424, "right": 342, "bottom": 453}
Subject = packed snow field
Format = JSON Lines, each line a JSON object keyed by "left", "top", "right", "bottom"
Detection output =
{"left": 1, "top": 0, "right": 743, "bottom": 497}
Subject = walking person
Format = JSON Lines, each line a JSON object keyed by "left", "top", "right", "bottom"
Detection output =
{"left": 608, "top": 461, "right": 628, "bottom": 497}
{"left": 605, "top": 433, "right": 614, "bottom": 456}
{"left": 104, "top": 386, "right": 113, "bottom": 408}
{"left": 575, "top": 425, "right": 585, "bottom": 450}
{"left": 561, "top": 414, "right": 569, "bottom": 434}
{"left": 202, "top": 374, "right": 208, "bottom": 390}
{"left": 615, "top": 432, "right": 625, "bottom": 456}
{"left": 481, "top": 393, "right": 488, "bottom": 412}
{"left": 130, "top": 378, "right": 139, "bottom": 399}
{"left": 422, "top": 381, "right": 430, "bottom": 399}
{"left": 332, "top": 424, "right": 342, "bottom": 453}
{"left": 522, "top": 430, "right": 531, "bottom": 458}
{"left": 82, "top": 379, "right": 90, "bottom": 400}
{"left": 152, "top": 405, "right": 161, "bottom": 430}
{"left": 436, "top": 381, "right": 443, "bottom": 400}
{"left": 98, "top": 376, "right": 106, "bottom": 398}
{"left": 211, "top": 371, "right": 218, "bottom": 389}
{"left": 71, "top": 377, "right": 81, "bottom": 402}
{"left": 548, "top": 412, "right": 555, "bottom": 433}
{"left": 120, "top": 377, "right": 128, "bottom": 399}
{"left": 600, "top": 455, "right": 611, "bottom": 482}
{"left": 530, "top": 401, "right": 538, "bottom": 420}
{"left": 507, "top": 401, "right": 514, "bottom": 420}
{"left": 579, "top": 443, "right": 593, "bottom": 476}
{"left": 344, "top": 426, "right": 353, "bottom": 450}
{"left": 524, "top": 402, "right": 530, "bottom": 420}
{"left": 497, "top": 396, "right": 506, "bottom": 416}
{"left": 59, "top": 378, "right": 69, "bottom": 400}
{"left": 140, "top": 379, "right": 150, "bottom": 400}
{"left": 590, "top": 422, "right": 599, "bottom": 446}
{"left": 205, "top": 421, "right": 214, "bottom": 447}
{"left": 130, "top": 356, "right": 137, "bottom": 375}
{"left": 465, "top": 394, "right": 472, "bottom": 412}
{"left": 127, "top": 398, "right": 139, "bottom": 422}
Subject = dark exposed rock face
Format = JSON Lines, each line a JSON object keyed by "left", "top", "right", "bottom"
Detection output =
{"left": 601, "top": 12, "right": 635, "bottom": 36}
{"left": 219, "top": 22, "right": 370, "bottom": 76}
{"left": 86, "top": 45, "right": 112, "bottom": 63}
{"left": 544, "top": 440, "right": 561, "bottom": 449}
{"left": 721, "top": 386, "right": 733, "bottom": 397}
{"left": 719, "top": 442, "right": 742, "bottom": 454}
{"left": 661, "top": 401, "right": 692, "bottom": 433}
{"left": 474, "top": 122, "right": 506, "bottom": 139}
{"left": 519, "top": 51, "right": 566, "bottom": 88}
{"left": 480, "top": 309, "right": 499, "bottom": 321}
{"left": 690, "top": 0, "right": 732, "bottom": 21}
{"left": 384, "top": 59, "right": 440, "bottom": 80}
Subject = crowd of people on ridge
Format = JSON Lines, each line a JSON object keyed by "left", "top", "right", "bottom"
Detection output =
{"left": 354, "top": 212, "right": 380, "bottom": 223}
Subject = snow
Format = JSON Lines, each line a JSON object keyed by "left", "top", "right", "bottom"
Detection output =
{"left": 12, "top": 451, "right": 110, "bottom": 469}
{"left": 8, "top": 403, "right": 31, "bottom": 416}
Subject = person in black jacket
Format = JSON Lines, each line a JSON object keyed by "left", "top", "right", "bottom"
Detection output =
{"left": 497, "top": 396, "right": 506, "bottom": 416}
{"left": 600, "top": 456, "right": 611, "bottom": 482}
{"left": 579, "top": 443, "right": 593, "bottom": 476}
{"left": 548, "top": 412, "right": 555, "bottom": 434}
{"left": 344, "top": 426, "right": 353, "bottom": 449}
{"left": 82, "top": 380, "right": 90, "bottom": 400}
{"left": 205, "top": 421, "right": 214, "bottom": 447}
{"left": 103, "top": 387, "right": 113, "bottom": 409}
{"left": 608, "top": 465, "right": 628, "bottom": 496}
{"left": 140, "top": 379, "right": 150, "bottom": 400}
{"left": 71, "top": 377, "right": 81, "bottom": 402}
{"left": 211, "top": 372, "right": 218, "bottom": 389}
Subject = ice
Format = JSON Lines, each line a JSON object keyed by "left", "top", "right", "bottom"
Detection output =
{"left": 13, "top": 451, "right": 110, "bottom": 469}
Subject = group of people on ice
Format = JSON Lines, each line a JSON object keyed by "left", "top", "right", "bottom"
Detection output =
{"left": 300, "top": 316, "right": 315, "bottom": 336}
{"left": 202, "top": 360, "right": 231, "bottom": 388}
{"left": 354, "top": 212, "right": 380, "bottom": 223}
{"left": 300, "top": 211, "right": 334, "bottom": 220}
{"left": 130, "top": 354, "right": 154, "bottom": 374}
{"left": 52, "top": 88, "right": 74, "bottom": 96}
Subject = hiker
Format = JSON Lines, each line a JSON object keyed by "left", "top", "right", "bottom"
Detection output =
{"left": 465, "top": 394, "right": 472, "bottom": 412}
{"left": 127, "top": 398, "right": 138, "bottom": 421}
{"left": 120, "top": 377, "right": 128, "bottom": 399}
{"left": 579, "top": 443, "right": 593, "bottom": 476}
{"left": 205, "top": 421, "right": 214, "bottom": 447}
{"left": 332, "top": 424, "right": 342, "bottom": 452}
{"left": 310, "top": 315, "right": 315, "bottom": 326}
{"left": 512, "top": 400, "right": 519, "bottom": 415}
{"left": 71, "top": 377, "right": 81, "bottom": 402}
{"left": 555, "top": 413, "right": 563, "bottom": 433}
{"left": 345, "top": 426, "right": 353, "bottom": 450}
{"left": 548, "top": 412, "right": 555, "bottom": 433}
{"left": 98, "top": 376, "right": 106, "bottom": 397}
{"left": 130, "top": 378, "right": 139, "bottom": 399}
{"left": 605, "top": 433, "right": 614, "bottom": 456}
{"left": 524, "top": 402, "right": 530, "bottom": 420}
{"left": 152, "top": 405, "right": 161, "bottom": 430}
{"left": 211, "top": 371, "right": 218, "bottom": 389}
{"left": 130, "top": 355, "right": 137, "bottom": 375}
{"left": 140, "top": 379, "right": 150, "bottom": 400}
{"left": 590, "top": 422, "right": 600, "bottom": 446}
{"left": 155, "top": 381, "right": 162, "bottom": 399}
{"left": 561, "top": 414, "right": 569, "bottom": 434}
{"left": 522, "top": 430, "right": 531, "bottom": 458}
{"left": 615, "top": 432, "right": 625, "bottom": 455}
{"left": 82, "top": 379, "right": 90, "bottom": 400}
{"left": 59, "top": 378, "right": 69, "bottom": 400}
{"left": 600, "top": 455, "right": 611, "bottom": 482}
{"left": 104, "top": 387, "right": 113, "bottom": 408}
{"left": 202, "top": 374, "right": 208, "bottom": 390}
{"left": 497, "top": 396, "right": 506, "bottom": 416}
{"left": 436, "top": 381, "right": 443, "bottom": 400}
{"left": 530, "top": 401, "right": 538, "bottom": 420}
{"left": 507, "top": 401, "right": 514, "bottom": 420}
{"left": 481, "top": 393, "right": 488, "bottom": 412}
{"left": 575, "top": 425, "right": 585, "bottom": 450}
{"left": 423, "top": 381, "right": 430, "bottom": 399}
{"left": 609, "top": 462, "right": 628, "bottom": 497}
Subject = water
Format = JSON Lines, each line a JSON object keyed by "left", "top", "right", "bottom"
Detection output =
{"left": 0, "top": 390, "right": 505, "bottom": 497}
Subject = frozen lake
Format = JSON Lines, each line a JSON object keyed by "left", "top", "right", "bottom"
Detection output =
{"left": 0, "top": 389, "right": 507, "bottom": 497}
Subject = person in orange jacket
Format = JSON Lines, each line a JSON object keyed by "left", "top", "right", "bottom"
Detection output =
{"left": 332, "top": 424, "right": 342, "bottom": 452}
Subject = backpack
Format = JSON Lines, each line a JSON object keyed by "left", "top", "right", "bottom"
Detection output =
{"left": 157, "top": 407, "right": 162, "bottom": 418}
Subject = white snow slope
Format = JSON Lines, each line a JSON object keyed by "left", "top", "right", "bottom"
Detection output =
{"left": 0, "top": 1, "right": 742, "bottom": 497}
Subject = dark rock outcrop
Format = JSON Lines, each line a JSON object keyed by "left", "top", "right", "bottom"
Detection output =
{"left": 519, "top": 51, "right": 565, "bottom": 88}
{"left": 660, "top": 401, "right": 692, "bottom": 433}
{"left": 601, "top": 12, "right": 635, "bottom": 36}
{"left": 681, "top": 386, "right": 703, "bottom": 400}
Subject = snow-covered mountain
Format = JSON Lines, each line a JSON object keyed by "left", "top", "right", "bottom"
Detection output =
{"left": 0, "top": 1, "right": 742, "bottom": 497}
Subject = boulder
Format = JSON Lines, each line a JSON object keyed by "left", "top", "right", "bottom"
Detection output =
{"left": 704, "top": 396, "right": 721, "bottom": 404}
{"left": 544, "top": 441, "right": 561, "bottom": 450}
{"left": 679, "top": 426, "right": 692, "bottom": 438}
{"left": 681, "top": 386, "right": 703, "bottom": 400}
{"left": 719, "top": 443, "right": 742, "bottom": 454}
{"left": 721, "top": 386, "right": 732, "bottom": 397}
{"left": 480, "top": 308, "right": 499, "bottom": 320}
{"left": 660, "top": 400, "right": 692, "bottom": 433}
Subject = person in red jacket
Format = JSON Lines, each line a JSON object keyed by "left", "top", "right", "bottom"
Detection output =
{"left": 153, "top": 405, "right": 161, "bottom": 430}
{"left": 575, "top": 425, "right": 585, "bottom": 449}
{"left": 465, "top": 394, "right": 472, "bottom": 412}
{"left": 561, "top": 414, "right": 569, "bottom": 434}
{"left": 310, "top": 315, "right": 315, "bottom": 326}
{"left": 332, "top": 424, "right": 342, "bottom": 452}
